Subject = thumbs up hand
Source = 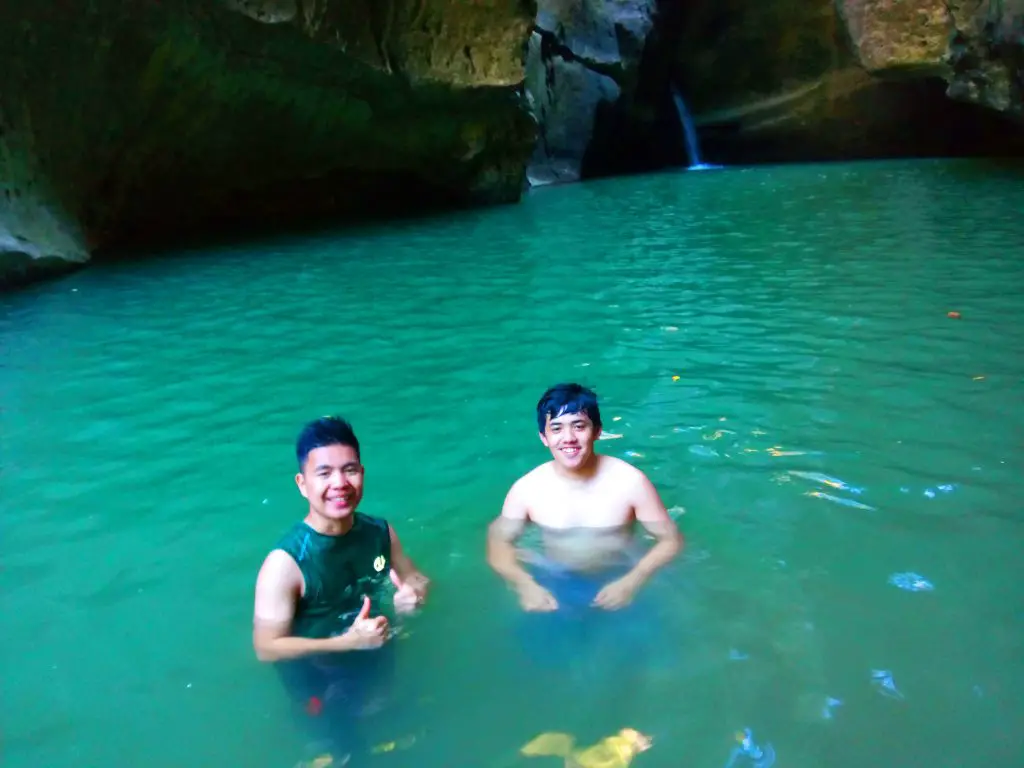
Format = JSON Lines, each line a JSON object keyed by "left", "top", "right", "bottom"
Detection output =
{"left": 343, "top": 596, "right": 390, "bottom": 649}
{"left": 390, "top": 569, "right": 425, "bottom": 614}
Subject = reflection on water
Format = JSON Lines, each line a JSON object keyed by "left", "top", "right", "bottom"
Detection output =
{"left": 2, "top": 159, "right": 1023, "bottom": 768}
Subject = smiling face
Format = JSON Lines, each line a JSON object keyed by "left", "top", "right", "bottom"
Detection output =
{"left": 295, "top": 443, "right": 365, "bottom": 524}
{"left": 540, "top": 410, "right": 602, "bottom": 472}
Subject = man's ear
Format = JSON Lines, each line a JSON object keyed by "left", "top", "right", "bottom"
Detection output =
{"left": 295, "top": 472, "right": 308, "bottom": 499}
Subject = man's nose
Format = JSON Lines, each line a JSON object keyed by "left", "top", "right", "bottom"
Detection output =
{"left": 330, "top": 471, "right": 352, "bottom": 488}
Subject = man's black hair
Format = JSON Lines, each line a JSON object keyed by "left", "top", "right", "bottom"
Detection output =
{"left": 295, "top": 416, "right": 361, "bottom": 470}
{"left": 536, "top": 383, "right": 602, "bottom": 433}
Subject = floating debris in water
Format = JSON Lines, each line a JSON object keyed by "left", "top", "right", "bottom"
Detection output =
{"left": 805, "top": 491, "right": 875, "bottom": 510}
{"left": 704, "top": 429, "right": 735, "bottom": 441}
{"left": 822, "top": 697, "right": 843, "bottom": 720}
{"left": 767, "top": 446, "right": 806, "bottom": 456}
{"left": 725, "top": 728, "right": 775, "bottom": 768}
{"left": 870, "top": 669, "right": 904, "bottom": 700}
{"left": 689, "top": 444, "right": 719, "bottom": 458}
{"left": 521, "top": 728, "right": 652, "bottom": 768}
{"left": 729, "top": 649, "right": 749, "bottom": 661}
{"left": 372, "top": 734, "right": 417, "bottom": 754}
{"left": 888, "top": 572, "right": 934, "bottom": 592}
{"left": 624, "top": 450, "right": 644, "bottom": 458}
{"left": 788, "top": 471, "right": 864, "bottom": 494}
{"left": 903, "top": 483, "right": 956, "bottom": 498}
{"left": 598, "top": 432, "right": 624, "bottom": 440}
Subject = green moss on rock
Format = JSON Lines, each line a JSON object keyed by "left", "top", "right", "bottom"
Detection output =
{"left": 0, "top": 0, "right": 537, "bottom": 287}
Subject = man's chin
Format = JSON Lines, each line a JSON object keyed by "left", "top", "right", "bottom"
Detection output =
{"left": 554, "top": 452, "right": 590, "bottom": 470}
{"left": 324, "top": 505, "right": 356, "bottom": 518}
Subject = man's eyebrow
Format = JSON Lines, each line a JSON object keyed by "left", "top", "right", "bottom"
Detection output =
{"left": 315, "top": 462, "right": 360, "bottom": 471}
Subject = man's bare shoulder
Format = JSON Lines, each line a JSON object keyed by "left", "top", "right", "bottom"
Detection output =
{"left": 256, "top": 549, "right": 303, "bottom": 592}
{"left": 509, "top": 461, "right": 556, "bottom": 497}
{"left": 598, "top": 454, "right": 650, "bottom": 481}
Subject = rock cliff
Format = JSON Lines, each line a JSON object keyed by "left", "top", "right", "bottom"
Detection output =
{"left": 669, "top": 0, "right": 1024, "bottom": 165}
{"left": 3, "top": 0, "right": 1022, "bottom": 289}
{"left": 524, "top": 0, "right": 657, "bottom": 184}
{"left": 841, "top": 0, "right": 1023, "bottom": 121}
{"left": 0, "top": 0, "right": 538, "bottom": 288}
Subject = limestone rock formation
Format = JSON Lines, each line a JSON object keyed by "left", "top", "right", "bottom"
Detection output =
{"left": 524, "top": 0, "right": 657, "bottom": 184}
{"left": 0, "top": 0, "right": 538, "bottom": 289}
{"left": 667, "top": 0, "right": 1024, "bottom": 166}
{"left": 838, "top": 0, "right": 1024, "bottom": 120}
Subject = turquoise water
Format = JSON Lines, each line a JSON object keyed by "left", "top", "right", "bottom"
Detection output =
{"left": 2, "top": 158, "right": 1023, "bottom": 768}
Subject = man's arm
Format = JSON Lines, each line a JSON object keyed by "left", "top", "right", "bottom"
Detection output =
{"left": 623, "top": 471, "right": 684, "bottom": 587}
{"left": 252, "top": 550, "right": 376, "bottom": 662}
{"left": 388, "top": 524, "right": 430, "bottom": 597}
{"left": 593, "top": 470, "right": 683, "bottom": 609}
{"left": 485, "top": 481, "right": 538, "bottom": 590}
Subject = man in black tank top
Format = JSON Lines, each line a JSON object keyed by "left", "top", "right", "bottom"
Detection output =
{"left": 253, "top": 417, "right": 430, "bottom": 765}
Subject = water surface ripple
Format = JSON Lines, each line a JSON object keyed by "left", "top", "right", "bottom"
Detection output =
{"left": 2, "top": 159, "right": 1022, "bottom": 768}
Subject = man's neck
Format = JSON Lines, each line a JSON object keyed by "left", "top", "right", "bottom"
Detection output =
{"left": 304, "top": 511, "right": 355, "bottom": 536}
{"left": 553, "top": 453, "right": 601, "bottom": 483}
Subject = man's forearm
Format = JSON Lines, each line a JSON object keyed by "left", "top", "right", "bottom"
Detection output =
{"left": 623, "top": 533, "right": 683, "bottom": 587}
{"left": 253, "top": 632, "right": 355, "bottom": 662}
{"left": 486, "top": 536, "right": 538, "bottom": 589}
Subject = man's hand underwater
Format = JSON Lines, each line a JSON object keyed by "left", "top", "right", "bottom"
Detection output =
{"left": 517, "top": 580, "right": 559, "bottom": 612}
{"left": 592, "top": 574, "right": 640, "bottom": 611}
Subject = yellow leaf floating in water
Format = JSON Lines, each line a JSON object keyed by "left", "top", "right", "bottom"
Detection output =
{"left": 522, "top": 729, "right": 652, "bottom": 768}
{"left": 521, "top": 732, "right": 575, "bottom": 757}
{"left": 372, "top": 735, "right": 417, "bottom": 754}
{"left": 767, "top": 446, "right": 805, "bottom": 457}
{"left": 571, "top": 729, "right": 652, "bottom": 768}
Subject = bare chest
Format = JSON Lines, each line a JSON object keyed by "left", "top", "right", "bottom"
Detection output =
{"left": 528, "top": 482, "right": 634, "bottom": 529}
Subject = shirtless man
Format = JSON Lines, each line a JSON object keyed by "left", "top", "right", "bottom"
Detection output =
{"left": 486, "top": 383, "right": 684, "bottom": 612}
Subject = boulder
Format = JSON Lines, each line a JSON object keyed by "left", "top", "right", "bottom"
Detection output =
{"left": 838, "top": 0, "right": 1024, "bottom": 121}
{"left": 0, "top": 0, "right": 539, "bottom": 289}
{"left": 524, "top": 0, "right": 657, "bottom": 184}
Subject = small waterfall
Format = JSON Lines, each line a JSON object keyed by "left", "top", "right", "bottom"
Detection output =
{"left": 671, "top": 87, "right": 718, "bottom": 171}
